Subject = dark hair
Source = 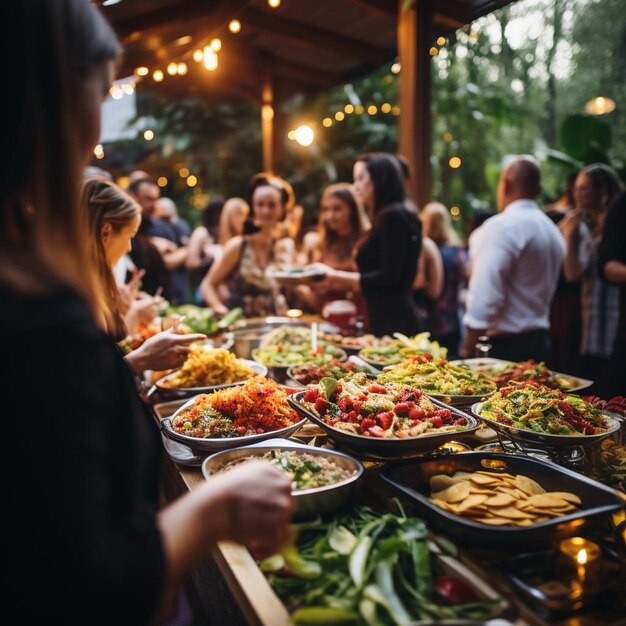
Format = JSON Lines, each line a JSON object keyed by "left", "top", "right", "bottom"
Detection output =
{"left": 579, "top": 163, "right": 625, "bottom": 208}
{"left": 201, "top": 195, "right": 226, "bottom": 234}
{"left": 81, "top": 176, "right": 140, "bottom": 340}
{"left": 0, "top": 0, "right": 121, "bottom": 306}
{"left": 318, "top": 183, "right": 370, "bottom": 258}
{"left": 127, "top": 177, "right": 158, "bottom": 197}
{"left": 356, "top": 153, "right": 408, "bottom": 216}
{"left": 248, "top": 173, "right": 295, "bottom": 220}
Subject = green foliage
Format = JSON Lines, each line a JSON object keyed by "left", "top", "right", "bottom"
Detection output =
{"left": 560, "top": 114, "right": 612, "bottom": 162}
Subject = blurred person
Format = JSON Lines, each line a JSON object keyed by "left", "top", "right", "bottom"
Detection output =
{"left": 560, "top": 164, "right": 624, "bottom": 394}
{"left": 0, "top": 3, "right": 293, "bottom": 625}
{"left": 598, "top": 191, "right": 626, "bottom": 396}
{"left": 155, "top": 196, "right": 192, "bottom": 241}
{"left": 460, "top": 156, "right": 565, "bottom": 361}
{"left": 219, "top": 197, "right": 250, "bottom": 245}
{"left": 308, "top": 153, "right": 422, "bottom": 336}
{"left": 420, "top": 202, "right": 468, "bottom": 358}
{"left": 200, "top": 174, "right": 295, "bottom": 317}
{"left": 129, "top": 178, "right": 191, "bottom": 304}
{"left": 295, "top": 183, "right": 370, "bottom": 317}
{"left": 82, "top": 175, "right": 206, "bottom": 375}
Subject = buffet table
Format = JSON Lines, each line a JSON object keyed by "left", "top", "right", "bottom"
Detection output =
{"left": 158, "top": 437, "right": 626, "bottom": 626}
{"left": 147, "top": 316, "right": 625, "bottom": 626}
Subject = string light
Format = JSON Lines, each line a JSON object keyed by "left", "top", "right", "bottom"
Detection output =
{"left": 391, "top": 62, "right": 401, "bottom": 74}
{"left": 229, "top": 19, "right": 241, "bottom": 33}
{"left": 381, "top": 103, "right": 391, "bottom": 113}
{"left": 144, "top": 130, "right": 154, "bottom": 140}
{"left": 355, "top": 105, "right": 365, "bottom": 115}
{"left": 287, "top": 130, "right": 296, "bottom": 140}
{"left": 449, "top": 156, "right": 462, "bottom": 168}
{"left": 367, "top": 104, "right": 377, "bottom": 115}
{"left": 436, "top": 36, "right": 446, "bottom": 46}
{"left": 167, "top": 62, "right": 178, "bottom": 76}
{"left": 210, "top": 38, "right": 222, "bottom": 52}
{"left": 176, "top": 35, "right": 192, "bottom": 46}
{"left": 179, "top": 167, "right": 189, "bottom": 178}
{"left": 187, "top": 175, "right": 198, "bottom": 187}
{"left": 293, "top": 125, "right": 315, "bottom": 147}
{"left": 203, "top": 46, "right": 218, "bottom": 71}
{"left": 268, "top": 0, "right": 281, "bottom": 7}
{"left": 135, "top": 66, "right": 149, "bottom": 76}
{"left": 157, "top": 177, "right": 168, "bottom": 187}
{"left": 450, "top": 206, "right": 460, "bottom": 216}
{"left": 193, "top": 49, "right": 203, "bottom": 62}
{"left": 429, "top": 47, "right": 439, "bottom": 56}
{"left": 153, "top": 69, "right": 164, "bottom": 82}
{"left": 177, "top": 63, "right": 187, "bottom": 75}
{"left": 344, "top": 103, "right": 354, "bottom": 114}
{"left": 322, "top": 117, "right": 333, "bottom": 127}
{"left": 94, "top": 144, "right": 104, "bottom": 159}
{"left": 443, "top": 132, "right": 453, "bottom": 142}
{"left": 334, "top": 111, "right": 345, "bottom": 121}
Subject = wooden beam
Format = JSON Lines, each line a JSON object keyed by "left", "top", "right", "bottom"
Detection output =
{"left": 241, "top": 7, "right": 392, "bottom": 66}
{"left": 261, "top": 56, "right": 275, "bottom": 173}
{"left": 111, "top": 0, "right": 251, "bottom": 42}
{"left": 469, "top": 0, "right": 522, "bottom": 21}
{"left": 342, "top": 0, "right": 397, "bottom": 16}
{"left": 397, "top": 0, "right": 432, "bottom": 208}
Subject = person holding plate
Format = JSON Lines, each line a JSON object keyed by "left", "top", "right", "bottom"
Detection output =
{"left": 308, "top": 153, "right": 423, "bottom": 336}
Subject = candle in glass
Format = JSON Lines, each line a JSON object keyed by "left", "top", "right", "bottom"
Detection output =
{"left": 559, "top": 537, "right": 601, "bottom": 585}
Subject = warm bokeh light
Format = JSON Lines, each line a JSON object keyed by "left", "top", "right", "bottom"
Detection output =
{"left": 187, "top": 175, "right": 198, "bottom": 187}
{"left": 355, "top": 105, "right": 365, "bottom": 115}
{"left": 179, "top": 167, "right": 189, "bottom": 178}
{"left": 367, "top": 105, "right": 378, "bottom": 115}
{"left": 344, "top": 104, "right": 355, "bottom": 114}
{"left": 437, "top": 36, "right": 446, "bottom": 46}
{"left": 429, "top": 47, "right": 439, "bottom": 56}
{"left": 391, "top": 62, "right": 401, "bottom": 74}
{"left": 176, "top": 35, "right": 192, "bottom": 46}
{"left": 449, "top": 156, "right": 462, "bottom": 168}
{"left": 157, "top": 177, "right": 168, "bottom": 187}
{"left": 443, "top": 132, "right": 453, "bottom": 142}
{"left": 229, "top": 19, "right": 241, "bottom": 33}
{"left": 294, "top": 125, "right": 315, "bottom": 147}
{"left": 450, "top": 206, "right": 460, "bottom": 216}
{"left": 177, "top": 63, "right": 188, "bottom": 75}
{"left": 153, "top": 70, "right": 164, "bottom": 82}
{"left": 109, "top": 85, "right": 123, "bottom": 100}
{"left": 262, "top": 104, "right": 274, "bottom": 121}
{"left": 135, "top": 66, "right": 149, "bottom": 76}
{"left": 193, "top": 49, "right": 203, "bottom": 62}
{"left": 391, "top": 106, "right": 401, "bottom": 115}
{"left": 167, "top": 62, "right": 178, "bottom": 76}
{"left": 143, "top": 130, "right": 154, "bottom": 140}
{"left": 268, "top": 0, "right": 281, "bottom": 6}
{"left": 322, "top": 117, "right": 333, "bottom": 127}
{"left": 381, "top": 103, "right": 392, "bottom": 113}
{"left": 210, "top": 38, "right": 222, "bottom": 52}
{"left": 94, "top": 144, "right": 104, "bottom": 159}
{"left": 203, "top": 47, "right": 218, "bottom": 71}
{"left": 584, "top": 96, "right": 616, "bottom": 115}
{"left": 122, "top": 83, "right": 135, "bottom": 95}
{"left": 335, "top": 111, "right": 345, "bottom": 121}
{"left": 287, "top": 130, "right": 296, "bottom": 141}
{"left": 116, "top": 176, "right": 130, "bottom": 189}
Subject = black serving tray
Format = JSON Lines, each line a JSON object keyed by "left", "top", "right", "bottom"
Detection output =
{"left": 380, "top": 452, "right": 625, "bottom": 549}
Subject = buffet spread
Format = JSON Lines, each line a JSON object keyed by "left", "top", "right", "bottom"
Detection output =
{"left": 136, "top": 310, "right": 625, "bottom": 626}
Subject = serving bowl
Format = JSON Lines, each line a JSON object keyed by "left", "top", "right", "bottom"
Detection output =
{"left": 201, "top": 440, "right": 364, "bottom": 519}
{"left": 160, "top": 392, "right": 307, "bottom": 454}
{"left": 380, "top": 452, "right": 625, "bottom": 548}
{"left": 230, "top": 317, "right": 339, "bottom": 360}
{"left": 471, "top": 402, "right": 621, "bottom": 449}
{"left": 154, "top": 359, "right": 268, "bottom": 400}
{"left": 288, "top": 391, "right": 479, "bottom": 460}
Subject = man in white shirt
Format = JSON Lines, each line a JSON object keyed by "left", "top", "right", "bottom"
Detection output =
{"left": 460, "top": 156, "right": 566, "bottom": 361}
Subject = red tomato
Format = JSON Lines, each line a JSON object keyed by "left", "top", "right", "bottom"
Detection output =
{"left": 314, "top": 397, "right": 329, "bottom": 413}
{"left": 360, "top": 417, "right": 376, "bottom": 434}
{"left": 434, "top": 576, "right": 478, "bottom": 604}
{"left": 394, "top": 402, "right": 409, "bottom": 416}
{"left": 303, "top": 388, "right": 319, "bottom": 403}
{"left": 368, "top": 383, "right": 388, "bottom": 394}
{"left": 377, "top": 411, "right": 394, "bottom": 430}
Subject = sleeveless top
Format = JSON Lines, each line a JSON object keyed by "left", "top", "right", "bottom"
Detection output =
{"left": 226, "top": 236, "right": 277, "bottom": 317}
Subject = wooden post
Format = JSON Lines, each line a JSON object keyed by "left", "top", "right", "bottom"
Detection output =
{"left": 261, "top": 55, "right": 274, "bottom": 174}
{"left": 397, "top": 0, "right": 432, "bottom": 209}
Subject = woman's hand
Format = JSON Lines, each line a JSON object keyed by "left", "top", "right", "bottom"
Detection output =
{"left": 125, "top": 329, "right": 206, "bottom": 374}
{"left": 117, "top": 268, "right": 146, "bottom": 315}
{"left": 208, "top": 461, "right": 293, "bottom": 557}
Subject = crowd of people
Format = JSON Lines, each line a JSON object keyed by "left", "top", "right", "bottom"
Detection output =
{"left": 2, "top": 1, "right": 624, "bottom": 624}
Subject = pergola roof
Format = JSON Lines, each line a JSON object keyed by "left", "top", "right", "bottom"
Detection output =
{"left": 101, "top": 0, "right": 519, "bottom": 102}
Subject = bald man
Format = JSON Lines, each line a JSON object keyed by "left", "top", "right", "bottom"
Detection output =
{"left": 460, "top": 156, "right": 566, "bottom": 361}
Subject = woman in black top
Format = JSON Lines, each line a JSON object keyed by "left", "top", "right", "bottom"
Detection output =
{"left": 1, "top": 3, "right": 292, "bottom": 625}
{"left": 310, "top": 153, "right": 422, "bottom": 335}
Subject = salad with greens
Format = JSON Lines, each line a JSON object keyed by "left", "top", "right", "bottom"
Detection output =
{"left": 358, "top": 332, "right": 448, "bottom": 367}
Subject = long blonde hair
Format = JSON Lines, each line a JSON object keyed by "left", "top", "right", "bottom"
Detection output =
{"left": 219, "top": 197, "right": 250, "bottom": 244}
{"left": 82, "top": 176, "right": 141, "bottom": 339}
{"left": 0, "top": 0, "right": 121, "bottom": 313}
{"left": 420, "top": 202, "right": 461, "bottom": 246}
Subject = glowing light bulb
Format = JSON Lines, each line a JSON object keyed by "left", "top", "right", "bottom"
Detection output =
{"left": 229, "top": 19, "right": 241, "bottom": 34}
{"left": 293, "top": 125, "right": 314, "bottom": 147}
